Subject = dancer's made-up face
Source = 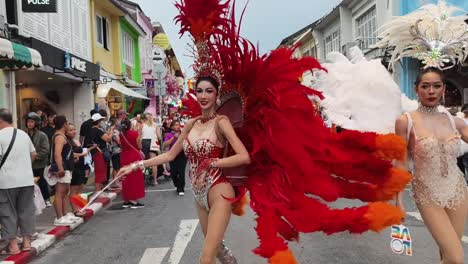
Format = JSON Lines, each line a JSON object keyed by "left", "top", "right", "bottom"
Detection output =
{"left": 415, "top": 72, "right": 445, "bottom": 107}
{"left": 196, "top": 81, "right": 217, "bottom": 111}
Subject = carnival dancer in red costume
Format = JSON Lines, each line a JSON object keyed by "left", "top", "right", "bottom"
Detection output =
{"left": 117, "top": 0, "right": 412, "bottom": 263}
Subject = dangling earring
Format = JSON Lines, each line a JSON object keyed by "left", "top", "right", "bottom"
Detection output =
{"left": 216, "top": 98, "right": 221, "bottom": 106}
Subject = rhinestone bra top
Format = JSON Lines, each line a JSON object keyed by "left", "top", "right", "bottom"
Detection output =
{"left": 183, "top": 137, "right": 225, "bottom": 179}
{"left": 183, "top": 118, "right": 224, "bottom": 211}
{"left": 406, "top": 112, "right": 466, "bottom": 209}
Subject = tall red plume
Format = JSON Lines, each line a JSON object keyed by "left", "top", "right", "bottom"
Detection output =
{"left": 175, "top": 0, "right": 230, "bottom": 42}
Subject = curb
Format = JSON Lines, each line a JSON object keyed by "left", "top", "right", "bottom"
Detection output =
{"left": 0, "top": 192, "right": 118, "bottom": 264}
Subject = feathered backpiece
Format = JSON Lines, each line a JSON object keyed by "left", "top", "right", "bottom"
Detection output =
{"left": 376, "top": 0, "right": 468, "bottom": 70}
{"left": 176, "top": 1, "right": 411, "bottom": 263}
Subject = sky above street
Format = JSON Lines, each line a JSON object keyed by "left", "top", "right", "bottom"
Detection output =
{"left": 134, "top": 0, "right": 342, "bottom": 77}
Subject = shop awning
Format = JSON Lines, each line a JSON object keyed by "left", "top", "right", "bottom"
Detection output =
{"left": 0, "top": 38, "right": 43, "bottom": 69}
{"left": 97, "top": 80, "right": 149, "bottom": 100}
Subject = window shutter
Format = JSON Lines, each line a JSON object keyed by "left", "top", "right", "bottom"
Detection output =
{"left": 21, "top": 13, "right": 35, "bottom": 37}
{"left": 62, "top": 0, "right": 72, "bottom": 52}
{"left": 35, "top": 13, "right": 49, "bottom": 42}
{"left": 49, "top": 3, "right": 62, "bottom": 47}
{"left": 71, "top": 0, "right": 83, "bottom": 57}
{"left": 69, "top": 0, "right": 91, "bottom": 60}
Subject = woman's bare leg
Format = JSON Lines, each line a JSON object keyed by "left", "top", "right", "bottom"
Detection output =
{"left": 199, "top": 183, "right": 235, "bottom": 264}
{"left": 94, "top": 182, "right": 103, "bottom": 192}
{"left": 70, "top": 185, "right": 82, "bottom": 213}
{"left": 445, "top": 193, "right": 468, "bottom": 263}
{"left": 149, "top": 152, "right": 158, "bottom": 185}
{"left": 417, "top": 202, "right": 464, "bottom": 264}
{"left": 54, "top": 183, "right": 66, "bottom": 218}
{"left": 446, "top": 192, "right": 468, "bottom": 240}
{"left": 62, "top": 184, "right": 70, "bottom": 215}
{"left": 195, "top": 201, "right": 209, "bottom": 237}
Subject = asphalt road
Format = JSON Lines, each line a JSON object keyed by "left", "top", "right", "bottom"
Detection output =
{"left": 31, "top": 178, "right": 468, "bottom": 264}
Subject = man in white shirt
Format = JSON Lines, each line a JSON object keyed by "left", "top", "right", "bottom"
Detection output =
{"left": 0, "top": 108, "right": 37, "bottom": 255}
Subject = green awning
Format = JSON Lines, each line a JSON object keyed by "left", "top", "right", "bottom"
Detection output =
{"left": 0, "top": 38, "right": 42, "bottom": 69}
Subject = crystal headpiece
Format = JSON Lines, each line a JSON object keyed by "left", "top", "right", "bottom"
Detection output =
{"left": 193, "top": 40, "right": 224, "bottom": 91}
{"left": 376, "top": 0, "right": 468, "bottom": 70}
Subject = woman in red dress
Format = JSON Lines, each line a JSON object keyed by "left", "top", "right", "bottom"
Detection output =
{"left": 119, "top": 120, "right": 145, "bottom": 208}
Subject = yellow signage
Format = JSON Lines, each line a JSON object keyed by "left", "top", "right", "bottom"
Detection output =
{"left": 153, "top": 33, "right": 170, "bottom": 50}
{"left": 187, "top": 78, "right": 195, "bottom": 90}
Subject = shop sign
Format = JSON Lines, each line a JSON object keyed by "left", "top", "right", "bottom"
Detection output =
{"left": 145, "top": 79, "right": 154, "bottom": 89}
{"left": 22, "top": 0, "right": 57, "bottom": 13}
{"left": 64, "top": 52, "right": 86, "bottom": 73}
{"left": 31, "top": 38, "right": 100, "bottom": 80}
{"left": 153, "top": 33, "right": 170, "bottom": 50}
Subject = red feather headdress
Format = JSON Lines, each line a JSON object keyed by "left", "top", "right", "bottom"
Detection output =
{"left": 175, "top": 1, "right": 411, "bottom": 263}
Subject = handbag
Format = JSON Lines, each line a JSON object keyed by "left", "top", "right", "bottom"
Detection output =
{"left": 98, "top": 147, "right": 112, "bottom": 162}
{"left": 0, "top": 128, "right": 17, "bottom": 170}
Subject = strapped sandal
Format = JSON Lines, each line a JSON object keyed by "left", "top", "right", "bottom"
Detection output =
{"left": 217, "top": 242, "right": 238, "bottom": 264}
{"left": 21, "top": 246, "right": 32, "bottom": 252}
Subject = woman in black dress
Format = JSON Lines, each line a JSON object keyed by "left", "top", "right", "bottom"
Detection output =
{"left": 66, "top": 124, "right": 96, "bottom": 215}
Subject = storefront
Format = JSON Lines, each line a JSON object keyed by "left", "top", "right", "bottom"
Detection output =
{"left": 96, "top": 69, "right": 149, "bottom": 117}
{"left": 0, "top": 37, "right": 43, "bottom": 126}
{"left": 14, "top": 38, "right": 99, "bottom": 129}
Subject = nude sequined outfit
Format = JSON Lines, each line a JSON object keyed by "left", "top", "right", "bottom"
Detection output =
{"left": 406, "top": 112, "right": 466, "bottom": 209}
{"left": 182, "top": 119, "right": 237, "bottom": 264}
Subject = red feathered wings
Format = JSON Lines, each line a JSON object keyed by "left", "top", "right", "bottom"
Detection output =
{"left": 175, "top": 1, "right": 411, "bottom": 263}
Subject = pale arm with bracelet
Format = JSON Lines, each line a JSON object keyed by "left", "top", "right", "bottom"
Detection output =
{"left": 117, "top": 117, "right": 250, "bottom": 178}
{"left": 117, "top": 119, "right": 196, "bottom": 177}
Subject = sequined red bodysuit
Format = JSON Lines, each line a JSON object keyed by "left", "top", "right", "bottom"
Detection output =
{"left": 183, "top": 120, "right": 229, "bottom": 210}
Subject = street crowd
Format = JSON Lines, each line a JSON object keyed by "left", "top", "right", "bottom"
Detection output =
{"left": 0, "top": 107, "right": 188, "bottom": 255}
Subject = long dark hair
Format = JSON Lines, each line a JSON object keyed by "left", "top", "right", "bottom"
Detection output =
{"left": 121, "top": 119, "right": 132, "bottom": 135}
{"left": 414, "top": 67, "right": 445, "bottom": 86}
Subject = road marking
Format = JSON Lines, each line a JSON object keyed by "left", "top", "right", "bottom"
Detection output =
{"left": 407, "top": 211, "right": 468, "bottom": 244}
{"left": 138, "top": 247, "right": 170, "bottom": 264}
{"left": 168, "top": 219, "right": 199, "bottom": 264}
{"left": 406, "top": 211, "right": 422, "bottom": 221}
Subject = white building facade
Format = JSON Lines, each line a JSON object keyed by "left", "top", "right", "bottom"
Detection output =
{"left": 1, "top": 0, "right": 99, "bottom": 128}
